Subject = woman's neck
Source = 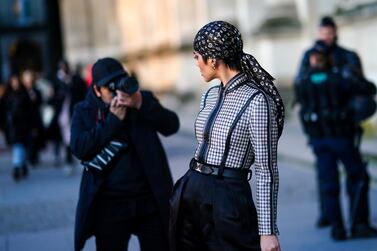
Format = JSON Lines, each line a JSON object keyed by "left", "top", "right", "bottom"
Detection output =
{"left": 218, "top": 68, "right": 241, "bottom": 87}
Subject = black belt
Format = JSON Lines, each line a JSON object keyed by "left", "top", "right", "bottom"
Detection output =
{"left": 189, "top": 158, "right": 251, "bottom": 180}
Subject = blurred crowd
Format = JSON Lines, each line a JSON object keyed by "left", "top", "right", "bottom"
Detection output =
{"left": 0, "top": 60, "right": 88, "bottom": 181}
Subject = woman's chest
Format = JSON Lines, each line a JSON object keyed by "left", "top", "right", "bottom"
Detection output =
{"left": 195, "top": 93, "right": 252, "bottom": 144}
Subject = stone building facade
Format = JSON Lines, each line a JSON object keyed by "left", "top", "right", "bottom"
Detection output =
{"left": 59, "top": 0, "right": 377, "bottom": 95}
{"left": 2, "top": 0, "right": 376, "bottom": 95}
{"left": 0, "top": 0, "right": 62, "bottom": 81}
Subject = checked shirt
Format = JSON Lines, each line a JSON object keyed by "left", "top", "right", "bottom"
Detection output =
{"left": 194, "top": 73, "right": 279, "bottom": 235}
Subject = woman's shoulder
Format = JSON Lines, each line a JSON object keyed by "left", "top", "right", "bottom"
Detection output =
{"left": 206, "top": 84, "right": 221, "bottom": 94}
{"left": 239, "top": 81, "right": 277, "bottom": 109}
{"left": 198, "top": 85, "right": 221, "bottom": 109}
{"left": 201, "top": 85, "right": 221, "bottom": 99}
{"left": 242, "top": 79, "right": 259, "bottom": 90}
{"left": 236, "top": 79, "right": 263, "bottom": 96}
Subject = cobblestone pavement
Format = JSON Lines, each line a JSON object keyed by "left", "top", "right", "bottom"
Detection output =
{"left": 0, "top": 119, "right": 376, "bottom": 251}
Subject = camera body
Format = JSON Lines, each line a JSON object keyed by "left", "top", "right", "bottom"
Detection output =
{"left": 107, "top": 75, "right": 139, "bottom": 95}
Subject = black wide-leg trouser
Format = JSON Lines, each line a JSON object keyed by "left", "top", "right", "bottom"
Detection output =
{"left": 170, "top": 170, "right": 261, "bottom": 251}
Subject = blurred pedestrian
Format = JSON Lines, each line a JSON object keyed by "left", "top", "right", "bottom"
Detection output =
{"left": 170, "top": 21, "right": 284, "bottom": 251}
{"left": 21, "top": 70, "right": 44, "bottom": 167}
{"left": 84, "top": 63, "right": 92, "bottom": 88}
{"left": 71, "top": 63, "right": 88, "bottom": 115}
{"left": 71, "top": 57, "right": 179, "bottom": 251}
{"left": 3, "top": 74, "right": 31, "bottom": 181}
{"left": 295, "top": 16, "right": 377, "bottom": 240}
{"left": 0, "top": 83, "right": 7, "bottom": 133}
{"left": 49, "top": 60, "right": 86, "bottom": 171}
{"left": 35, "top": 72, "right": 55, "bottom": 130}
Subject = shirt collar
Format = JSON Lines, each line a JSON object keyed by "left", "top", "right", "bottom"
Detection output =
{"left": 221, "top": 72, "right": 248, "bottom": 93}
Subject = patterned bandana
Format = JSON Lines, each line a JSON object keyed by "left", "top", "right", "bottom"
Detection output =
{"left": 193, "top": 20, "right": 285, "bottom": 137}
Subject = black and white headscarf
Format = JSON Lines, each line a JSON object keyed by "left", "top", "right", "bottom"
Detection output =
{"left": 193, "top": 20, "right": 285, "bottom": 137}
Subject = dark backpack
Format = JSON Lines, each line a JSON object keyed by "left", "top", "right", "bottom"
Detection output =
{"left": 332, "top": 49, "right": 377, "bottom": 122}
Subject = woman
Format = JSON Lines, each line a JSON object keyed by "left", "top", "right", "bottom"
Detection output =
{"left": 170, "top": 21, "right": 284, "bottom": 251}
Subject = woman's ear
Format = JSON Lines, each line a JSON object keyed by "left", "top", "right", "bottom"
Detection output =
{"left": 211, "top": 59, "right": 217, "bottom": 70}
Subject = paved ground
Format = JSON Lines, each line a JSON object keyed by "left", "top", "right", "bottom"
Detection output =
{"left": 0, "top": 108, "right": 377, "bottom": 251}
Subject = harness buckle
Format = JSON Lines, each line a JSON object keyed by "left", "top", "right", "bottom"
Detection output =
{"left": 247, "top": 170, "right": 252, "bottom": 181}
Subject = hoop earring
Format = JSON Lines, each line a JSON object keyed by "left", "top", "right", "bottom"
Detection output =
{"left": 212, "top": 60, "right": 216, "bottom": 69}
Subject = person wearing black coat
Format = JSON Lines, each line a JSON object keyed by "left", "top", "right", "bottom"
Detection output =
{"left": 294, "top": 16, "right": 377, "bottom": 240}
{"left": 21, "top": 70, "right": 44, "bottom": 166}
{"left": 4, "top": 74, "right": 32, "bottom": 181}
{"left": 295, "top": 39, "right": 377, "bottom": 241}
{"left": 70, "top": 57, "right": 179, "bottom": 251}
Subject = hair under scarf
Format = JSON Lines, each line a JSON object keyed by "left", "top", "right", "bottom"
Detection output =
{"left": 193, "top": 20, "right": 285, "bottom": 137}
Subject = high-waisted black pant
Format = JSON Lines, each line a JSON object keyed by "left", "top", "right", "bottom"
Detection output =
{"left": 170, "top": 170, "right": 261, "bottom": 251}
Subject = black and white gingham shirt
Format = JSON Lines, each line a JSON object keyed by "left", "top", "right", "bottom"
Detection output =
{"left": 194, "top": 73, "right": 279, "bottom": 235}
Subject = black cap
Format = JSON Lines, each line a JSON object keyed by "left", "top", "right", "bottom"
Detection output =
{"left": 92, "top": 57, "right": 128, "bottom": 87}
{"left": 320, "top": 16, "right": 336, "bottom": 28}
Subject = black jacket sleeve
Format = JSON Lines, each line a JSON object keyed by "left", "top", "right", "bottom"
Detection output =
{"left": 70, "top": 105, "right": 124, "bottom": 160}
{"left": 138, "top": 91, "right": 179, "bottom": 136}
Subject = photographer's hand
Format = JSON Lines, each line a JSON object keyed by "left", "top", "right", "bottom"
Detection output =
{"left": 116, "top": 90, "right": 143, "bottom": 109}
{"left": 110, "top": 96, "right": 127, "bottom": 120}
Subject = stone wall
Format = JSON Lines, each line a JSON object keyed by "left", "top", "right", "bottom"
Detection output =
{"left": 59, "top": 0, "right": 377, "bottom": 95}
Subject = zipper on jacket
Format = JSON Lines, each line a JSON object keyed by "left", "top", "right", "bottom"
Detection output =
{"left": 198, "top": 85, "right": 226, "bottom": 163}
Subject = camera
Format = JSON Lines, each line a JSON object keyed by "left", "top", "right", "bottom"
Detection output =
{"left": 107, "top": 75, "right": 139, "bottom": 95}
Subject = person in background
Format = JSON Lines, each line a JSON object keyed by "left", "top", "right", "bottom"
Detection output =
{"left": 0, "top": 83, "right": 7, "bottom": 133}
{"left": 21, "top": 70, "right": 44, "bottom": 167}
{"left": 71, "top": 57, "right": 179, "bottom": 251}
{"left": 170, "top": 21, "right": 284, "bottom": 251}
{"left": 35, "top": 72, "right": 55, "bottom": 131}
{"left": 3, "top": 74, "right": 31, "bottom": 181}
{"left": 84, "top": 64, "right": 93, "bottom": 88}
{"left": 71, "top": 63, "right": 88, "bottom": 115}
{"left": 49, "top": 60, "right": 87, "bottom": 172}
{"left": 295, "top": 15, "right": 377, "bottom": 231}
{"left": 295, "top": 31, "right": 377, "bottom": 240}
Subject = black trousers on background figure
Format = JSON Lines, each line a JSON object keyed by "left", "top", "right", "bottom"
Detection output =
{"left": 170, "top": 170, "right": 261, "bottom": 251}
{"left": 311, "top": 137, "right": 370, "bottom": 230}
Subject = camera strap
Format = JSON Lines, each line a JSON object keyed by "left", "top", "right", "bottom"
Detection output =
{"left": 96, "top": 109, "right": 106, "bottom": 123}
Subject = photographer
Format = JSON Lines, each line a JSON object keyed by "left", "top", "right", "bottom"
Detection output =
{"left": 71, "top": 57, "right": 179, "bottom": 251}
{"left": 295, "top": 39, "right": 377, "bottom": 240}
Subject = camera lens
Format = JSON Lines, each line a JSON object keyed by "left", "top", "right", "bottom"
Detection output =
{"left": 107, "top": 81, "right": 116, "bottom": 92}
{"left": 117, "top": 76, "right": 139, "bottom": 94}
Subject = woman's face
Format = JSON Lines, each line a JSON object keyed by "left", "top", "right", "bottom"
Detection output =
{"left": 193, "top": 52, "right": 215, "bottom": 82}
